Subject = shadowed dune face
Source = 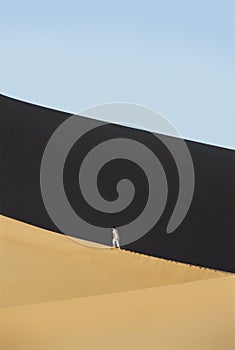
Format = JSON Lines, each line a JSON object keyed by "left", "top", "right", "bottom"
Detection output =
{"left": 1, "top": 94, "right": 234, "bottom": 272}
{"left": 0, "top": 215, "right": 234, "bottom": 350}
{"left": 0, "top": 215, "right": 228, "bottom": 307}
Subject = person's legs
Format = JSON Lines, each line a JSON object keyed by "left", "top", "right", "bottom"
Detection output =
{"left": 116, "top": 239, "right": 120, "bottom": 249}
{"left": 112, "top": 238, "right": 120, "bottom": 248}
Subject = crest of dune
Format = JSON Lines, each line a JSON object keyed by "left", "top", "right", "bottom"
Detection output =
{"left": 0, "top": 215, "right": 234, "bottom": 350}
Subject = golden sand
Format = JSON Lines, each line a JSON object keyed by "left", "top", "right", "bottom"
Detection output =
{"left": 0, "top": 215, "right": 234, "bottom": 350}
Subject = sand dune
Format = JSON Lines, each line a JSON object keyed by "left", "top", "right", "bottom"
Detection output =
{"left": 1, "top": 277, "right": 234, "bottom": 350}
{"left": 0, "top": 215, "right": 227, "bottom": 307}
{"left": 1, "top": 94, "right": 234, "bottom": 272}
{"left": 0, "top": 215, "right": 234, "bottom": 350}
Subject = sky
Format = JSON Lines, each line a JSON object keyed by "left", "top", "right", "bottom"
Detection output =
{"left": 1, "top": 0, "right": 234, "bottom": 149}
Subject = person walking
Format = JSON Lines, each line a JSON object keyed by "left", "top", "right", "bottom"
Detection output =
{"left": 112, "top": 227, "right": 120, "bottom": 249}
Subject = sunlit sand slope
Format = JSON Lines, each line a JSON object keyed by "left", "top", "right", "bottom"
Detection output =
{"left": 0, "top": 215, "right": 227, "bottom": 307}
{"left": 1, "top": 276, "right": 234, "bottom": 350}
{"left": 0, "top": 215, "right": 234, "bottom": 350}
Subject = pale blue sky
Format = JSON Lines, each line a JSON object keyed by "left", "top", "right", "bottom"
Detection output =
{"left": 1, "top": 1, "right": 234, "bottom": 148}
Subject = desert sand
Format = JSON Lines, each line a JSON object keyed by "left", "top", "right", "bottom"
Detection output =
{"left": 0, "top": 215, "right": 234, "bottom": 350}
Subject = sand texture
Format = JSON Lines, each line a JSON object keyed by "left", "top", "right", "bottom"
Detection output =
{"left": 1, "top": 215, "right": 234, "bottom": 350}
